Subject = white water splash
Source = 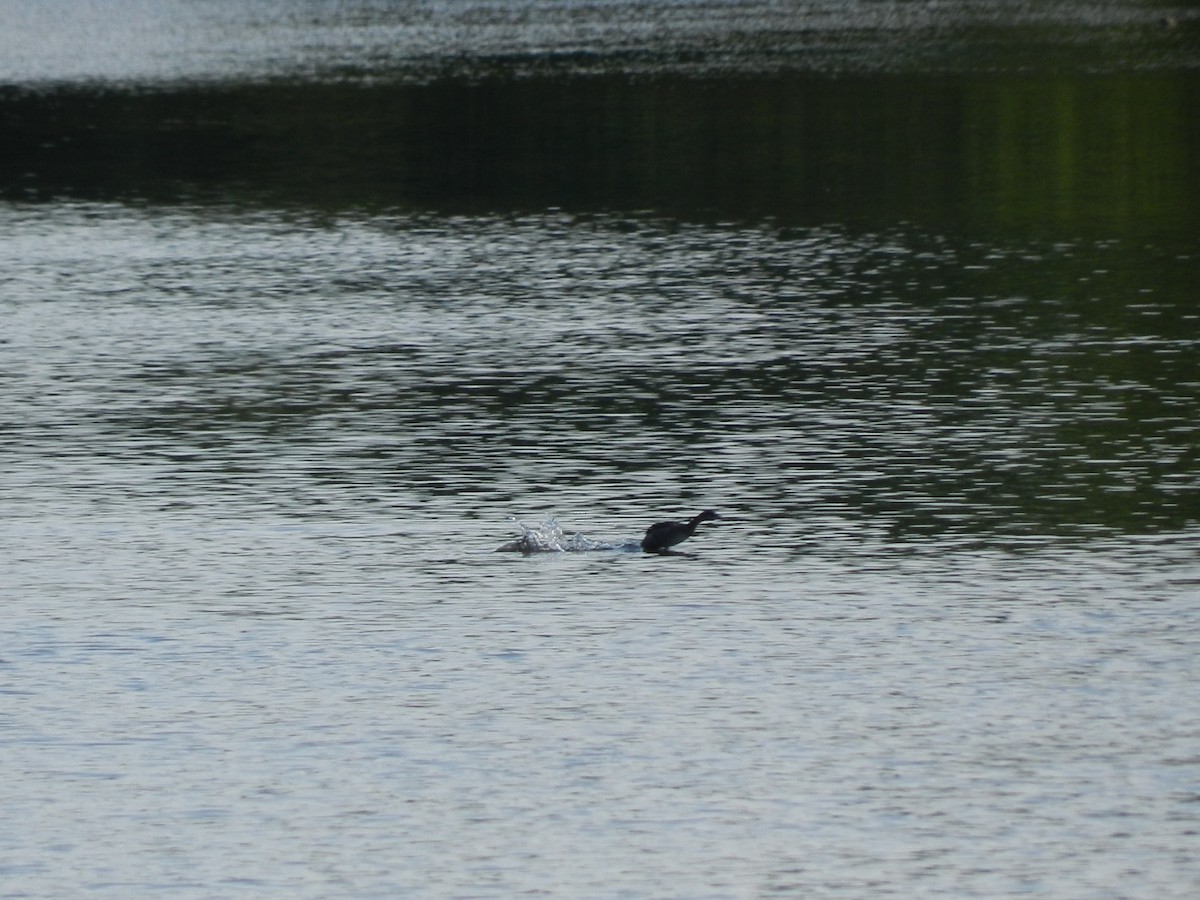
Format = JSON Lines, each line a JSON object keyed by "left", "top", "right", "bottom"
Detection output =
{"left": 495, "top": 517, "right": 637, "bottom": 553}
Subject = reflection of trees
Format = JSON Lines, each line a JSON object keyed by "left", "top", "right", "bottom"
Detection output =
{"left": 963, "top": 75, "right": 1194, "bottom": 235}
{"left": 0, "top": 71, "right": 1195, "bottom": 236}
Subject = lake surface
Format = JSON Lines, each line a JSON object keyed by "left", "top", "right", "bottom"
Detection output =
{"left": 2, "top": 2, "right": 1199, "bottom": 897}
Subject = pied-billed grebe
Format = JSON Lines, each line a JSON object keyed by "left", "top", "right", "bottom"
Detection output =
{"left": 641, "top": 509, "right": 720, "bottom": 553}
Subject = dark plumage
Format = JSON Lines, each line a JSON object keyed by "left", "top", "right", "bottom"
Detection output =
{"left": 640, "top": 509, "right": 720, "bottom": 553}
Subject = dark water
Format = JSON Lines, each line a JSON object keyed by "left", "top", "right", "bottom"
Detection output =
{"left": 3, "top": 2, "right": 1200, "bottom": 897}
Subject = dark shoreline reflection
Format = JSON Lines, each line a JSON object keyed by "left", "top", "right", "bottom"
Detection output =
{"left": 3, "top": 69, "right": 1197, "bottom": 234}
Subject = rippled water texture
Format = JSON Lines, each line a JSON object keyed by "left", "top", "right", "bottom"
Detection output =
{"left": 5, "top": 207, "right": 1198, "bottom": 543}
{"left": 3, "top": 1, "right": 1200, "bottom": 897}
{"left": 0, "top": 0, "right": 1195, "bottom": 84}
{"left": 4, "top": 204, "right": 1199, "bottom": 897}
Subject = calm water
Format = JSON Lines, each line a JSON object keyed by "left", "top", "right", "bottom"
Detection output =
{"left": 3, "top": 2, "right": 1200, "bottom": 897}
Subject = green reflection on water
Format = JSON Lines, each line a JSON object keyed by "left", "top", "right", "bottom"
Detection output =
{"left": 963, "top": 74, "right": 1196, "bottom": 234}
{"left": 3, "top": 68, "right": 1196, "bottom": 235}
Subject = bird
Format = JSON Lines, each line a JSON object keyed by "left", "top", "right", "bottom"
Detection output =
{"left": 640, "top": 510, "right": 720, "bottom": 553}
